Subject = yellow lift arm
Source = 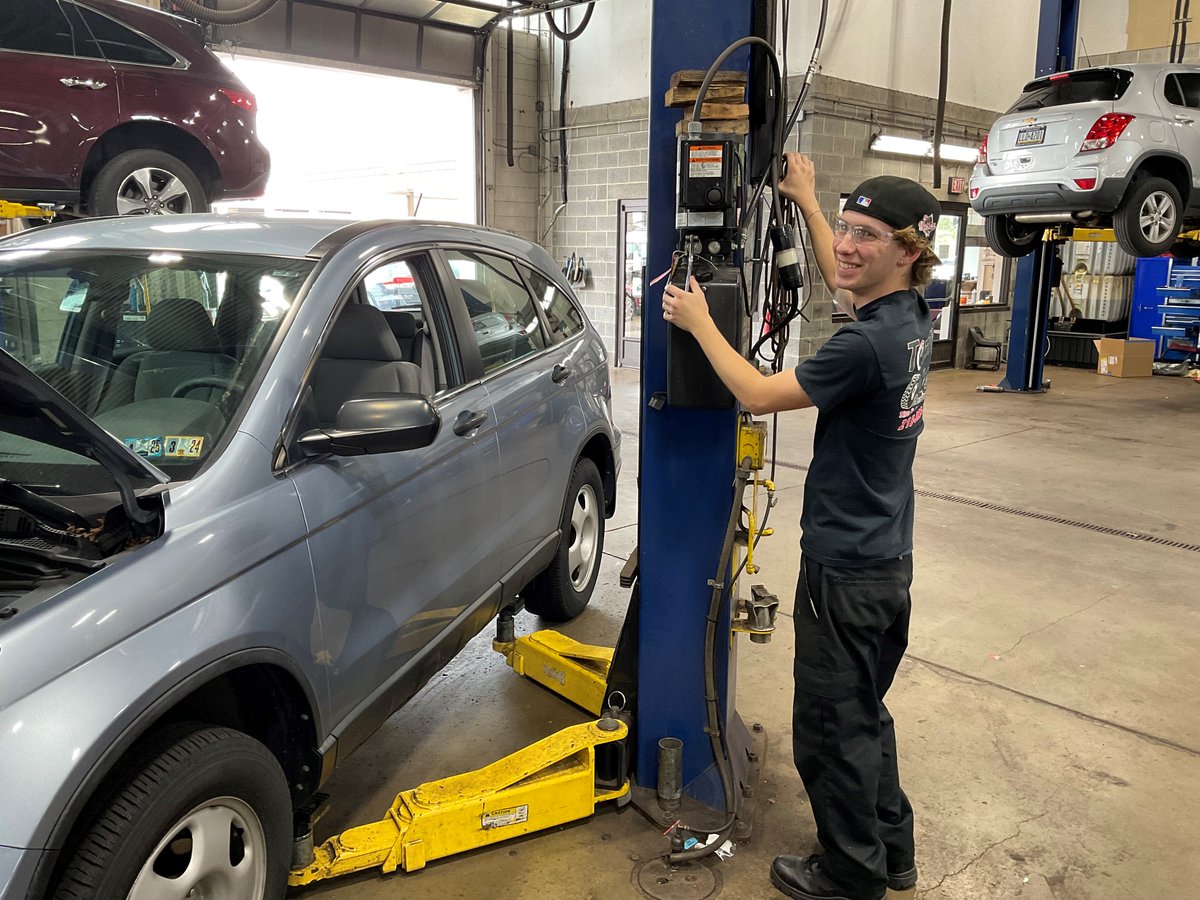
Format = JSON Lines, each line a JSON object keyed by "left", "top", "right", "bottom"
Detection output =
{"left": 493, "top": 629, "right": 613, "bottom": 716}
{"left": 288, "top": 718, "right": 628, "bottom": 886}
{"left": 0, "top": 200, "right": 54, "bottom": 221}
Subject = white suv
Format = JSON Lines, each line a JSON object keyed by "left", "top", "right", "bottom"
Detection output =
{"left": 970, "top": 64, "right": 1200, "bottom": 258}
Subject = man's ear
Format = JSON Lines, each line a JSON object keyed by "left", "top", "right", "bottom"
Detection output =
{"left": 896, "top": 245, "right": 921, "bottom": 268}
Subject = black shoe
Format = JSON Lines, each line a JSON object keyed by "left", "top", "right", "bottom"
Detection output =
{"left": 770, "top": 855, "right": 885, "bottom": 900}
{"left": 888, "top": 863, "right": 918, "bottom": 891}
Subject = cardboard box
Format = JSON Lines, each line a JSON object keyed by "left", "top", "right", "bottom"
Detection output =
{"left": 1091, "top": 337, "right": 1154, "bottom": 377}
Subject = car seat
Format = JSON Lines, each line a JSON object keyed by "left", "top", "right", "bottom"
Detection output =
{"left": 383, "top": 311, "right": 436, "bottom": 395}
{"left": 97, "top": 297, "right": 238, "bottom": 411}
{"left": 965, "top": 326, "right": 1003, "bottom": 371}
{"left": 214, "top": 288, "right": 263, "bottom": 360}
{"left": 312, "top": 304, "right": 423, "bottom": 428}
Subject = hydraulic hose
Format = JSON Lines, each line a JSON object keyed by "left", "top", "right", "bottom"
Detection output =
{"left": 507, "top": 23, "right": 515, "bottom": 168}
{"left": 1173, "top": 0, "right": 1185, "bottom": 62}
{"left": 559, "top": 38, "right": 570, "bottom": 204}
{"left": 168, "top": 0, "right": 280, "bottom": 26}
{"left": 933, "top": 0, "right": 952, "bottom": 189}
{"left": 544, "top": 1, "right": 594, "bottom": 40}
{"left": 667, "top": 463, "right": 752, "bottom": 864}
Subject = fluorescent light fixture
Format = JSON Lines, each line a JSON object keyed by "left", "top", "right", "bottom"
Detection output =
{"left": 869, "top": 132, "right": 979, "bottom": 164}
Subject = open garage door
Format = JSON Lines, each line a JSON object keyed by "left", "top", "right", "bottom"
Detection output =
{"left": 212, "top": 54, "right": 476, "bottom": 221}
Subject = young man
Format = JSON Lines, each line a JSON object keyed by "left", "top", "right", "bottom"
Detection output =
{"left": 662, "top": 154, "right": 940, "bottom": 900}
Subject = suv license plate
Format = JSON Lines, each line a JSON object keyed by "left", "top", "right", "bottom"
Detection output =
{"left": 1015, "top": 124, "right": 1047, "bottom": 146}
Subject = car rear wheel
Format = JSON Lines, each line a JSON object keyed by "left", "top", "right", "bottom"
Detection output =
{"left": 53, "top": 725, "right": 290, "bottom": 900}
{"left": 523, "top": 457, "right": 605, "bottom": 622}
{"left": 88, "top": 150, "right": 209, "bottom": 217}
{"left": 1113, "top": 176, "right": 1182, "bottom": 258}
{"left": 984, "top": 214, "right": 1041, "bottom": 258}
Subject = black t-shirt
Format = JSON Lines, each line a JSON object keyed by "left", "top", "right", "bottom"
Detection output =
{"left": 793, "top": 289, "right": 933, "bottom": 566}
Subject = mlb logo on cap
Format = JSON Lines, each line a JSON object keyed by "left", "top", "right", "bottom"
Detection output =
{"left": 857, "top": 195, "right": 872, "bottom": 207}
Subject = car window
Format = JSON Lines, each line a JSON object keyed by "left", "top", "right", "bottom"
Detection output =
{"left": 444, "top": 250, "right": 547, "bottom": 375}
{"left": 520, "top": 265, "right": 585, "bottom": 343}
{"left": 1008, "top": 69, "right": 1133, "bottom": 112}
{"left": 360, "top": 257, "right": 448, "bottom": 393}
{"left": 0, "top": 251, "right": 314, "bottom": 487}
{"left": 1165, "top": 73, "right": 1200, "bottom": 109}
{"left": 0, "top": 0, "right": 100, "bottom": 57}
{"left": 73, "top": 5, "right": 176, "bottom": 66}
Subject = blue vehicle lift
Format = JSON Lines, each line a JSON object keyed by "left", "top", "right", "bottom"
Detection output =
{"left": 1000, "top": 0, "right": 1081, "bottom": 392}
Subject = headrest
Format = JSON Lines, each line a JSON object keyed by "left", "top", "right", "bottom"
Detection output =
{"left": 323, "top": 304, "right": 403, "bottom": 361}
{"left": 387, "top": 311, "right": 418, "bottom": 339}
{"left": 146, "top": 297, "right": 219, "bottom": 352}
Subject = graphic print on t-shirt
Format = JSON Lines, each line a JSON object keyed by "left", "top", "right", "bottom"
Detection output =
{"left": 898, "top": 326, "right": 933, "bottom": 431}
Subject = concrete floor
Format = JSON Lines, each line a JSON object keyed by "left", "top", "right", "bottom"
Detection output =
{"left": 299, "top": 363, "right": 1200, "bottom": 900}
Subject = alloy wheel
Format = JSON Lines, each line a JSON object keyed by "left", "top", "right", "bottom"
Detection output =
{"left": 1138, "top": 190, "right": 1178, "bottom": 245}
{"left": 116, "top": 167, "right": 195, "bottom": 216}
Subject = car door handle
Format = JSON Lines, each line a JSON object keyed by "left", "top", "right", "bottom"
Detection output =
{"left": 1177, "top": 114, "right": 1195, "bottom": 124}
{"left": 59, "top": 77, "right": 108, "bottom": 90}
{"left": 551, "top": 364, "right": 571, "bottom": 383}
{"left": 453, "top": 409, "right": 488, "bottom": 436}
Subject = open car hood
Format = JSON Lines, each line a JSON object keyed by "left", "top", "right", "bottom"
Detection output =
{"left": 0, "top": 350, "right": 169, "bottom": 488}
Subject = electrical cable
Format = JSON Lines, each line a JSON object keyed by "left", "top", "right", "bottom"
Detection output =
{"left": 559, "top": 38, "right": 570, "bottom": 204}
{"left": 167, "top": 0, "right": 279, "bottom": 26}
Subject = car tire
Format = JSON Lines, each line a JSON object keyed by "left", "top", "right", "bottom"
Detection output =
{"left": 53, "top": 725, "right": 291, "bottom": 900}
{"left": 1113, "top": 176, "right": 1182, "bottom": 258}
{"left": 88, "top": 149, "right": 209, "bottom": 217}
{"left": 523, "top": 457, "right": 605, "bottom": 622}
{"left": 984, "top": 214, "right": 1041, "bottom": 258}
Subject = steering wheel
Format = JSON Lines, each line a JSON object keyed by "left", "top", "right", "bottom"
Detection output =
{"left": 171, "top": 376, "right": 238, "bottom": 400}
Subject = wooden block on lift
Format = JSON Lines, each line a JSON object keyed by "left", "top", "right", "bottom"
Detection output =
{"left": 685, "top": 102, "right": 750, "bottom": 120}
{"left": 669, "top": 68, "right": 748, "bottom": 90}
{"left": 675, "top": 118, "right": 750, "bottom": 136}
{"left": 664, "top": 83, "right": 746, "bottom": 106}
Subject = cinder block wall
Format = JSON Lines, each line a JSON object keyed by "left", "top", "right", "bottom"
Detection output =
{"left": 483, "top": 29, "right": 542, "bottom": 242}
{"left": 544, "top": 100, "right": 650, "bottom": 351}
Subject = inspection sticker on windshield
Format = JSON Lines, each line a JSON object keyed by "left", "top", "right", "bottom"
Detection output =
{"left": 481, "top": 805, "right": 528, "bottom": 830}
{"left": 164, "top": 435, "right": 204, "bottom": 458}
{"left": 124, "top": 436, "right": 163, "bottom": 458}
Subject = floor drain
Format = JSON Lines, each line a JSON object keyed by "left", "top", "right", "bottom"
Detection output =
{"left": 632, "top": 858, "right": 720, "bottom": 900}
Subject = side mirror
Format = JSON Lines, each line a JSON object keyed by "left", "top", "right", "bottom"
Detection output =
{"left": 298, "top": 394, "right": 440, "bottom": 457}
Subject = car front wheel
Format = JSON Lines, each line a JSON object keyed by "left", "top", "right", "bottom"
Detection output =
{"left": 523, "top": 457, "right": 605, "bottom": 622}
{"left": 53, "top": 725, "right": 291, "bottom": 900}
{"left": 983, "top": 213, "right": 1041, "bottom": 258}
{"left": 88, "top": 149, "right": 209, "bottom": 217}
{"left": 1113, "top": 176, "right": 1182, "bottom": 258}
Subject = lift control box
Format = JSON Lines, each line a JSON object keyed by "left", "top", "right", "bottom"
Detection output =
{"left": 676, "top": 136, "right": 741, "bottom": 233}
{"left": 667, "top": 265, "right": 745, "bottom": 408}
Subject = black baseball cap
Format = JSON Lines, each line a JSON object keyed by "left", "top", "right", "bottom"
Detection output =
{"left": 843, "top": 176, "right": 940, "bottom": 240}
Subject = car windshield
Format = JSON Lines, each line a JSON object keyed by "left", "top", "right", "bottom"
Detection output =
{"left": 0, "top": 249, "right": 314, "bottom": 495}
{"left": 1008, "top": 69, "right": 1133, "bottom": 112}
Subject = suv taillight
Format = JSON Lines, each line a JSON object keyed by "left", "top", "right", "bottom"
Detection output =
{"left": 1080, "top": 113, "right": 1134, "bottom": 152}
{"left": 218, "top": 88, "right": 257, "bottom": 112}
{"left": 979, "top": 133, "right": 989, "bottom": 159}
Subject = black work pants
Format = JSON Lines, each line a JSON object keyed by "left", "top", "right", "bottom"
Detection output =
{"left": 791, "top": 553, "right": 914, "bottom": 897}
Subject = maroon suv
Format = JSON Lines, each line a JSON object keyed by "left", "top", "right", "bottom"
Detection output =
{"left": 0, "top": 0, "right": 269, "bottom": 215}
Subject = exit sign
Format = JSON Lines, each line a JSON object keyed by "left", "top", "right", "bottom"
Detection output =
{"left": 948, "top": 176, "right": 967, "bottom": 195}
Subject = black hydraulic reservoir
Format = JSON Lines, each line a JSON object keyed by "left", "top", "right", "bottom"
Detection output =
{"left": 667, "top": 265, "right": 745, "bottom": 409}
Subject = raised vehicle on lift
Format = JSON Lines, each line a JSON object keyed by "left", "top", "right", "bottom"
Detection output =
{"left": 970, "top": 63, "right": 1200, "bottom": 258}
{"left": 0, "top": 0, "right": 269, "bottom": 216}
{"left": 0, "top": 215, "right": 619, "bottom": 899}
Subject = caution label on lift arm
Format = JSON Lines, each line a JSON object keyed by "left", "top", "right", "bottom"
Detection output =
{"left": 481, "top": 805, "right": 529, "bottom": 829}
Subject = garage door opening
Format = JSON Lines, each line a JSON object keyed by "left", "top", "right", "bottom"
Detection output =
{"left": 212, "top": 54, "right": 476, "bottom": 222}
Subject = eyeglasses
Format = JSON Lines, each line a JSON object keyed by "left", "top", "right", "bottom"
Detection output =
{"left": 833, "top": 219, "right": 894, "bottom": 246}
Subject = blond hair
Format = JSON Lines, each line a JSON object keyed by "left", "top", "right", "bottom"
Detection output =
{"left": 892, "top": 225, "right": 939, "bottom": 288}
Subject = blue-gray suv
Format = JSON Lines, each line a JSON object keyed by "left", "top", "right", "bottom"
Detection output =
{"left": 0, "top": 215, "right": 620, "bottom": 900}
